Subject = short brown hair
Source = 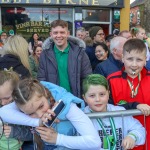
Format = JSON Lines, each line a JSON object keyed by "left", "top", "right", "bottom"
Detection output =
{"left": 51, "top": 20, "right": 68, "bottom": 29}
{"left": 123, "top": 38, "right": 146, "bottom": 55}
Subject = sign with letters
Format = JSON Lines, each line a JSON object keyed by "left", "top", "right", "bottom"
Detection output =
{"left": 0, "top": 0, "right": 124, "bottom": 8}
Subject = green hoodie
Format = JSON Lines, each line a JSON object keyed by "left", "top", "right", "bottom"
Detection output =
{"left": 0, "top": 134, "right": 22, "bottom": 150}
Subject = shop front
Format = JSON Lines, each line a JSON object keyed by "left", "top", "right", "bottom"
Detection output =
{"left": 0, "top": 0, "right": 125, "bottom": 41}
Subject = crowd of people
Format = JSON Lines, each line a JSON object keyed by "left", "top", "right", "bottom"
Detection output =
{"left": 0, "top": 19, "right": 150, "bottom": 150}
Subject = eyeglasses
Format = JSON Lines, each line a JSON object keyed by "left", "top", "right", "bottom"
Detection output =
{"left": 97, "top": 33, "right": 105, "bottom": 36}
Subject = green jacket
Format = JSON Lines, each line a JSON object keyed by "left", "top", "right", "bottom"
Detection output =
{"left": 0, "top": 134, "right": 22, "bottom": 150}
{"left": 29, "top": 55, "right": 39, "bottom": 78}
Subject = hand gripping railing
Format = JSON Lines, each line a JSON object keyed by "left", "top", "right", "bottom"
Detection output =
{"left": 87, "top": 109, "right": 147, "bottom": 150}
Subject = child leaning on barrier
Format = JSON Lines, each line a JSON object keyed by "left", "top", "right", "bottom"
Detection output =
{"left": 0, "top": 70, "right": 32, "bottom": 150}
{"left": 108, "top": 38, "right": 150, "bottom": 150}
{"left": 82, "top": 74, "right": 145, "bottom": 150}
{"left": 0, "top": 79, "right": 101, "bottom": 150}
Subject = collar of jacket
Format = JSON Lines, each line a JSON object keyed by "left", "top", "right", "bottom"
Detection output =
{"left": 42, "top": 36, "right": 86, "bottom": 51}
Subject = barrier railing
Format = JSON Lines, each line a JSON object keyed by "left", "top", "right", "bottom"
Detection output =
{"left": 87, "top": 109, "right": 143, "bottom": 118}
{"left": 87, "top": 109, "right": 147, "bottom": 150}
{"left": 1, "top": 109, "right": 147, "bottom": 150}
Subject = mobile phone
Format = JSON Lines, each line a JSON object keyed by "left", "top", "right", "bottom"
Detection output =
{"left": 43, "top": 100, "right": 65, "bottom": 128}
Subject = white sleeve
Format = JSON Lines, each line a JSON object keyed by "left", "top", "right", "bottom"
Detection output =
{"left": 56, "top": 103, "right": 101, "bottom": 150}
{"left": 0, "top": 102, "right": 39, "bottom": 127}
{"left": 124, "top": 115, "right": 146, "bottom": 145}
{"left": 28, "top": 42, "right": 33, "bottom": 54}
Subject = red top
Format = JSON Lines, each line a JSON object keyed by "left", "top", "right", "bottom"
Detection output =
{"left": 108, "top": 67, "right": 150, "bottom": 150}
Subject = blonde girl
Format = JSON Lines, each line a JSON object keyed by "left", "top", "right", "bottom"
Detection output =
{"left": 0, "top": 35, "right": 31, "bottom": 78}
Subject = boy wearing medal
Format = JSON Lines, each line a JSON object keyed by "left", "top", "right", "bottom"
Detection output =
{"left": 108, "top": 38, "right": 150, "bottom": 150}
{"left": 82, "top": 74, "right": 145, "bottom": 150}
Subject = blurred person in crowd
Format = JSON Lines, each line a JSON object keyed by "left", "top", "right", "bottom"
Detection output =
{"left": 0, "top": 35, "right": 31, "bottom": 79}
{"left": 76, "top": 27, "right": 86, "bottom": 40}
{"left": 113, "top": 28, "right": 120, "bottom": 36}
{"left": 118, "top": 30, "right": 132, "bottom": 40}
{"left": 29, "top": 44, "right": 42, "bottom": 78}
{"left": 38, "top": 20, "right": 92, "bottom": 98}
{"left": 95, "top": 43, "right": 109, "bottom": 62}
{"left": 105, "top": 34, "right": 114, "bottom": 49}
{"left": 28, "top": 33, "right": 42, "bottom": 54}
{"left": 86, "top": 26, "right": 105, "bottom": 71}
{"left": 131, "top": 26, "right": 150, "bottom": 61}
{"left": 0, "top": 70, "right": 33, "bottom": 150}
{"left": 94, "top": 36, "right": 127, "bottom": 78}
{"left": 0, "top": 31, "right": 7, "bottom": 47}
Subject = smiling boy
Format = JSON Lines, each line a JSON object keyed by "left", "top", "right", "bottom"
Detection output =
{"left": 108, "top": 38, "right": 150, "bottom": 149}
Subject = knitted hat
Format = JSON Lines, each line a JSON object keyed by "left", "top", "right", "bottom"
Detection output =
{"left": 89, "top": 26, "right": 102, "bottom": 40}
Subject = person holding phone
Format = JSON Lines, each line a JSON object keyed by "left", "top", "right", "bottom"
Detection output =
{"left": 0, "top": 78, "right": 101, "bottom": 150}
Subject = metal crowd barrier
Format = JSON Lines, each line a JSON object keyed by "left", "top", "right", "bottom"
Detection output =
{"left": 87, "top": 109, "right": 143, "bottom": 119}
{"left": 87, "top": 109, "right": 147, "bottom": 150}
{"left": 1, "top": 109, "right": 147, "bottom": 150}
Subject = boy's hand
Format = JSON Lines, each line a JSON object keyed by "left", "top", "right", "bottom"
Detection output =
{"left": 137, "top": 104, "right": 150, "bottom": 116}
{"left": 122, "top": 136, "right": 135, "bottom": 149}
{"left": 36, "top": 126, "right": 57, "bottom": 144}
{"left": 4, "top": 125, "right": 11, "bottom": 138}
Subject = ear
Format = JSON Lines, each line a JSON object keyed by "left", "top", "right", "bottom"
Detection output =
{"left": 122, "top": 54, "right": 124, "bottom": 63}
{"left": 82, "top": 95, "right": 87, "bottom": 102}
{"left": 68, "top": 30, "right": 70, "bottom": 36}
{"left": 112, "top": 48, "right": 117, "bottom": 55}
{"left": 50, "top": 32, "right": 52, "bottom": 37}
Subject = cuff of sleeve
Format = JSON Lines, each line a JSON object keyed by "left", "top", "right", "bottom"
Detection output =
{"left": 133, "top": 102, "right": 140, "bottom": 109}
{"left": 128, "top": 133, "right": 137, "bottom": 142}
{"left": 56, "top": 133, "right": 62, "bottom": 146}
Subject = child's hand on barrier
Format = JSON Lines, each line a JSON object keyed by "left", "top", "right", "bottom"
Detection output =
{"left": 137, "top": 104, "right": 150, "bottom": 116}
{"left": 36, "top": 126, "right": 57, "bottom": 144}
{"left": 4, "top": 125, "right": 11, "bottom": 138}
{"left": 122, "top": 136, "right": 135, "bottom": 150}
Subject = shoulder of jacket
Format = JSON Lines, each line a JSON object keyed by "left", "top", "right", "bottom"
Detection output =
{"left": 107, "top": 71, "right": 122, "bottom": 80}
{"left": 68, "top": 36, "right": 86, "bottom": 49}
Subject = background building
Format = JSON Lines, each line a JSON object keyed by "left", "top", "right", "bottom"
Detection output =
{"left": 0, "top": 0, "right": 130, "bottom": 40}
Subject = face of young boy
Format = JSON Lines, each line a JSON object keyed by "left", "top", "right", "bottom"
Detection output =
{"left": 122, "top": 50, "right": 146, "bottom": 78}
{"left": 18, "top": 92, "right": 50, "bottom": 118}
{"left": 0, "top": 81, "right": 13, "bottom": 106}
{"left": 83, "top": 85, "right": 109, "bottom": 112}
{"left": 50, "top": 26, "right": 70, "bottom": 50}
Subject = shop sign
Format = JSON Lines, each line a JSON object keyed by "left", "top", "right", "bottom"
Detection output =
{"left": 0, "top": 0, "right": 124, "bottom": 8}
{"left": 16, "top": 21, "right": 50, "bottom": 33}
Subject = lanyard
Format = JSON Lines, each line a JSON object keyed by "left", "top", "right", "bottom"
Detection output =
{"left": 97, "top": 117, "right": 117, "bottom": 150}
{"left": 127, "top": 73, "right": 141, "bottom": 98}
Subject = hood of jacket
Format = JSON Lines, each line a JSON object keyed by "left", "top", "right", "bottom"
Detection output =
{"left": 42, "top": 36, "right": 86, "bottom": 50}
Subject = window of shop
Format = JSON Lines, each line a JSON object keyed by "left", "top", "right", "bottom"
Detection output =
{"left": 1, "top": 7, "right": 73, "bottom": 41}
{"left": 82, "top": 9, "right": 111, "bottom": 36}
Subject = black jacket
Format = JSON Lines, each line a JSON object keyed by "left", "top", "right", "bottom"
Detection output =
{"left": 0, "top": 54, "right": 30, "bottom": 79}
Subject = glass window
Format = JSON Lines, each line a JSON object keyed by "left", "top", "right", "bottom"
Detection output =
{"left": 1, "top": 7, "right": 73, "bottom": 41}
{"left": 82, "top": 9, "right": 110, "bottom": 22}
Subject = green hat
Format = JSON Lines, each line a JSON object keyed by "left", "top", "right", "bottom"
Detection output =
{"left": 0, "top": 30, "right": 4, "bottom": 35}
{"left": 89, "top": 26, "right": 102, "bottom": 40}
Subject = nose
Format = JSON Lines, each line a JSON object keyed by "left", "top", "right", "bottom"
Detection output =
{"left": 132, "top": 60, "right": 137, "bottom": 66}
{"left": 95, "top": 95, "right": 101, "bottom": 102}
{"left": 36, "top": 110, "right": 44, "bottom": 118}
